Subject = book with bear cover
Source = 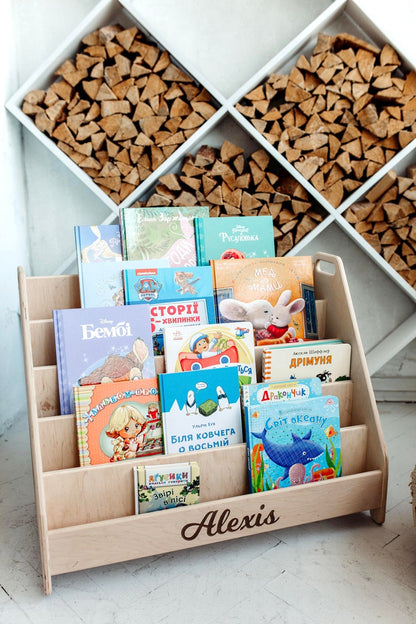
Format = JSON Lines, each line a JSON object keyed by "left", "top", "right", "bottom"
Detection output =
{"left": 163, "top": 321, "right": 257, "bottom": 385}
{"left": 194, "top": 215, "right": 275, "bottom": 265}
{"left": 53, "top": 305, "right": 155, "bottom": 415}
{"left": 245, "top": 394, "right": 342, "bottom": 492}
{"left": 123, "top": 266, "right": 216, "bottom": 355}
{"left": 134, "top": 461, "right": 200, "bottom": 513}
{"left": 74, "top": 378, "right": 162, "bottom": 466}
{"left": 210, "top": 256, "right": 318, "bottom": 346}
{"left": 262, "top": 339, "right": 350, "bottom": 383}
{"left": 158, "top": 366, "right": 243, "bottom": 454}
{"left": 120, "top": 205, "right": 209, "bottom": 267}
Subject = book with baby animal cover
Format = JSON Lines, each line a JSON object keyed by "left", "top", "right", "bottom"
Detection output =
{"left": 211, "top": 256, "right": 318, "bottom": 346}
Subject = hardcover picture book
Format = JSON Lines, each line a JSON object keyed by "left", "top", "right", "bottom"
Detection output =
{"left": 245, "top": 395, "right": 342, "bottom": 492}
{"left": 53, "top": 305, "right": 155, "bottom": 415}
{"left": 194, "top": 215, "right": 275, "bottom": 265}
{"left": 158, "top": 366, "right": 243, "bottom": 454}
{"left": 211, "top": 256, "right": 318, "bottom": 346}
{"left": 74, "top": 224, "right": 122, "bottom": 264}
{"left": 74, "top": 378, "right": 162, "bottom": 466}
{"left": 262, "top": 340, "right": 351, "bottom": 383}
{"left": 242, "top": 377, "right": 322, "bottom": 415}
{"left": 134, "top": 461, "right": 200, "bottom": 514}
{"left": 123, "top": 266, "right": 216, "bottom": 355}
{"left": 163, "top": 322, "right": 257, "bottom": 385}
{"left": 120, "top": 205, "right": 209, "bottom": 267}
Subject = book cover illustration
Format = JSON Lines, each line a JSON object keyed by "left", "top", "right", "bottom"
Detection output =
{"left": 158, "top": 366, "right": 243, "bottom": 454}
{"left": 211, "top": 256, "right": 318, "bottom": 346}
{"left": 74, "top": 224, "right": 122, "bottom": 264}
{"left": 123, "top": 266, "right": 216, "bottom": 355}
{"left": 194, "top": 215, "right": 275, "bottom": 265}
{"left": 163, "top": 322, "right": 257, "bottom": 385}
{"left": 134, "top": 461, "right": 200, "bottom": 514}
{"left": 79, "top": 258, "right": 169, "bottom": 308}
{"left": 120, "top": 206, "right": 209, "bottom": 267}
{"left": 262, "top": 340, "right": 350, "bottom": 383}
{"left": 53, "top": 305, "right": 155, "bottom": 415}
{"left": 246, "top": 395, "right": 342, "bottom": 492}
{"left": 74, "top": 378, "right": 162, "bottom": 466}
{"left": 242, "top": 377, "right": 322, "bottom": 413}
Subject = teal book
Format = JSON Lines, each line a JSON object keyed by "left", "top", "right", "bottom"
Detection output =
{"left": 195, "top": 215, "right": 275, "bottom": 265}
{"left": 245, "top": 394, "right": 342, "bottom": 492}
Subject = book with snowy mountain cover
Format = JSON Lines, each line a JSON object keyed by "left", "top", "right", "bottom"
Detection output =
{"left": 53, "top": 305, "right": 155, "bottom": 415}
{"left": 134, "top": 461, "right": 200, "bottom": 514}
{"left": 194, "top": 215, "right": 275, "bottom": 265}
{"left": 74, "top": 378, "right": 162, "bottom": 466}
{"left": 123, "top": 266, "right": 216, "bottom": 355}
{"left": 120, "top": 205, "right": 209, "bottom": 267}
{"left": 211, "top": 256, "right": 318, "bottom": 346}
{"left": 245, "top": 395, "right": 342, "bottom": 492}
{"left": 163, "top": 321, "right": 257, "bottom": 385}
{"left": 158, "top": 366, "right": 243, "bottom": 454}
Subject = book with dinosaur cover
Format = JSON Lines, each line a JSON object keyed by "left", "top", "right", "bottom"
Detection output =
{"left": 194, "top": 215, "right": 275, "bottom": 265}
{"left": 53, "top": 305, "right": 155, "bottom": 415}
{"left": 158, "top": 366, "right": 243, "bottom": 454}
{"left": 245, "top": 394, "right": 342, "bottom": 492}
{"left": 211, "top": 256, "right": 318, "bottom": 346}
{"left": 120, "top": 205, "right": 209, "bottom": 267}
{"left": 262, "top": 339, "right": 350, "bottom": 383}
{"left": 163, "top": 322, "right": 257, "bottom": 385}
{"left": 79, "top": 258, "right": 169, "bottom": 308}
{"left": 134, "top": 461, "right": 200, "bottom": 514}
{"left": 123, "top": 265, "right": 216, "bottom": 355}
{"left": 74, "top": 378, "right": 162, "bottom": 466}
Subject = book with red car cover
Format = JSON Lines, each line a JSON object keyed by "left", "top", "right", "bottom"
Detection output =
{"left": 74, "top": 378, "right": 162, "bottom": 466}
{"left": 53, "top": 305, "right": 155, "bottom": 415}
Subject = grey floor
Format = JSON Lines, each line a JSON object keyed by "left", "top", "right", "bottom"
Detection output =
{"left": 1, "top": 401, "right": 415, "bottom": 623}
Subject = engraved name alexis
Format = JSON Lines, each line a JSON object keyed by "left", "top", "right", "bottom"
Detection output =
{"left": 181, "top": 504, "right": 280, "bottom": 541}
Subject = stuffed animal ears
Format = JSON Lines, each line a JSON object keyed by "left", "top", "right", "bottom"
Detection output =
{"left": 218, "top": 298, "right": 250, "bottom": 321}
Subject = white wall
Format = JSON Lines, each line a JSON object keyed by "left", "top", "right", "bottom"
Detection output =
{"left": 2, "top": 0, "right": 415, "bottom": 436}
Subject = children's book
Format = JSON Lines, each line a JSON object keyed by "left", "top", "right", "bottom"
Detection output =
{"left": 163, "top": 322, "right": 257, "bottom": 385}
{"left": 120, "top": 206, "right": 209, "bottom": 267}
{"left": 53, "top": 305, "right": 155, "bottom": 415}
{"left": 242, "top": 377, "right": 322, "bottom": 415}
{"left": 245, "top": 395, "right": 342, "bottom": 492}
{"left": 123, "top": 266, "right": 216, "bottom": 355}
{"left": 262, "top": 340, "right": 351, "bottom": 383}
{"left": 74, "top": 378, "right": 162, "bottom": 466}
{"left": 74, "top": 224, "right": 122, "bottom": 264}
{"left": 134, "top": 461, "right": 200, "bottom": 513}
{"left": 194, "top": 215, "right": 275, "bottom": 265}
{"left": 211, "top": 256, "right": 318, "bottom": 346}
{"left": 79, "top": 258, "right": 169, "bottom": 308}
{"left": 158, "top": 366, "right": 243, "bottom": 454}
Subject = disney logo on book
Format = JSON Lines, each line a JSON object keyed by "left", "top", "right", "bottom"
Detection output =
{"left": 180, "top": 504, "right": 279, "bottom": 541}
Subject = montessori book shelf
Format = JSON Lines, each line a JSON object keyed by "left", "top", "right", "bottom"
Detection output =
{"left": 18, "top": 252, "right": 388, "bottom": 595}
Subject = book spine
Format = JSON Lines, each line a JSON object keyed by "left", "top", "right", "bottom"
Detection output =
{"left": 119, "top": 207, "right": 128, "bottom": 260}
{"left": 194, "top": 218, "right": 206, "bottom": 266}
{"left": 53, "top": 311, "right": 68, "bottom": 415}
{"left": 262, "top": 349, "right": 272, "bottom": 382}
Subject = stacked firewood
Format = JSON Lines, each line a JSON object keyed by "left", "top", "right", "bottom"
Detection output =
{"left": 344, "top": 166, "right": 416, "bottom": 287}
{"left": 21, "top": 24, "right": 216, "bottom": 204}
{"left": 131, "top": 140, "right": 325, "bottom": 255}
{"left": 237, "top": 32, "right": 416, "bottom": 208}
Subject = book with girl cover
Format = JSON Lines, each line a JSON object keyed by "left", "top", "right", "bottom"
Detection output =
{"left": 163, "top": 322, "right": 257, "bottom": 385}
{"left": 158, "top": 366, "right": 243, "bottom": 454}
{"left": 53, "top": 305, "right": 155, "bottom": 415}
{"left": 119, "top": 205, "right": 209, "bottom": 267}
{"left": 134, "top": 461, "right": 200, "bottom": 514}
{"left": 245, "top": 394, "right": 342, "bottom": 492}
{"left": 123, "top": 266, "right": 216, "bottom": 355}
{"left": 79, "top": 258, "right": 169, "bottom": 308}
{"left": 74, "top": 378, "right": 162, "bottom": 466}
{"left": 211, "top": 256, "right": 318, "bottom": 346}
{"left": 194, "top": 215, "right": 275, "bottom": 265}
{"left": 262, "top": 339, "right": 350, "bottom": 383}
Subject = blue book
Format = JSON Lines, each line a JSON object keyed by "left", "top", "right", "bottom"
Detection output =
{"left": 74, "top": 225, "right": 122, "bottom": 264}
{"left": 245, "top": 395, "right": 342, "bottom": 492}
{"left": 194, "top": 215, "right": 275, "bottom": 265}
{"left": 53, "top": 305, "right": 155, "bottom": 415}
{"left": 123, "top": 266, "right": 216, "bottom": 355}
{"left": 158, "top": 366, "right": 243, "bottom": 454}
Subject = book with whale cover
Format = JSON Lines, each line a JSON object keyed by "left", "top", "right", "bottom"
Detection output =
{"left": 245, "top": 394, "right": 341, "bottom": 492}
